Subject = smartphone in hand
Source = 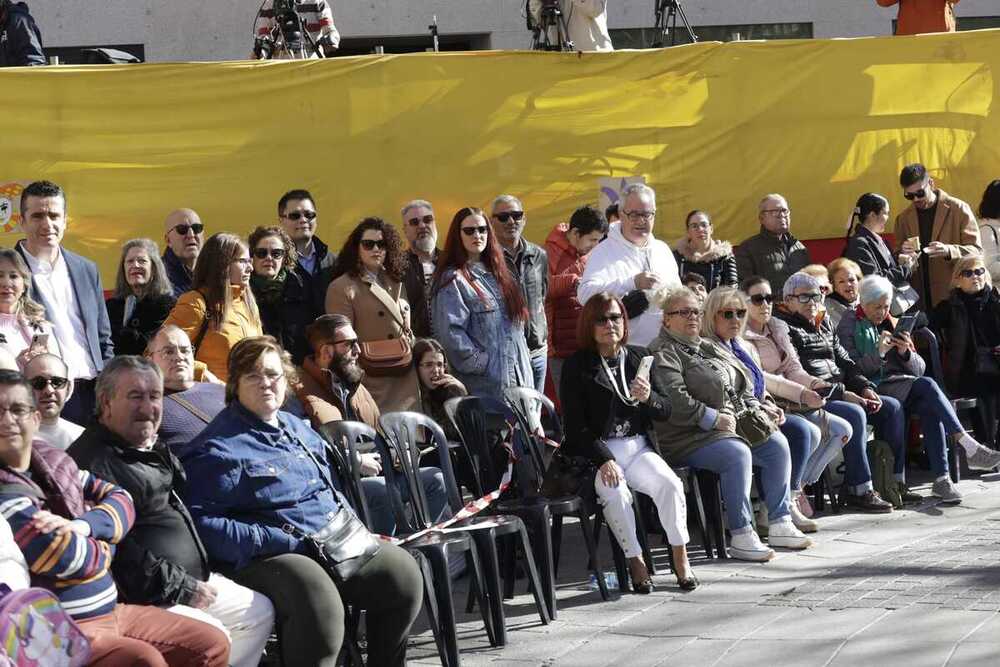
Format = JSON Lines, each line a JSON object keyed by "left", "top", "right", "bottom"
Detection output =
{"left": 636, "top": 355, "right": 654, "bottom": 382}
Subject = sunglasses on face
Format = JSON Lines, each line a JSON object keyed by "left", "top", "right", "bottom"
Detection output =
{"left": 791, "top": 292, "right": 823, "bottom": 304}
{"left": 29, "top": 376, "right": 69, "bottom": 391}
{"left": 461, "top": 225, "right": 489, "bottom": 237}
{"left": 173, "top": 223, "right": 204, "bottom": 236}
{"left": 596, "top": 313, "right": 623, "bottom": 326}
{"left": 667, "top": 308, "right": 701, "bottom": 319}
{"left": 494, "top": 211, "right": 524, "bottom": 223}
{"left": 961, "top": 267, "right": 987, "bottom": 278}
{"left": 253, "top": 248, "right": 285, "bottom": 260}
{"left": 749, "top": 293, "right": 774, "bottom": 305}
{"left": 719, "top": 309, "right": 747, "bottom": 320}
{"left": 904, "top": 188, "right": 927, "bottom": 201}
{"left": 360, "top": 239, "right": 386, "bottom": 251}
{"left": 283, "top": 210, "right": 317, "bottom": 221}
{"left": 408, "top": 215, "right": 435, "bottom": 227}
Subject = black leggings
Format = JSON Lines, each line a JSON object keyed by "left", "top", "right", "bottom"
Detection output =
{"left": 233, "top": 545, "right": 423, "bottom": 667}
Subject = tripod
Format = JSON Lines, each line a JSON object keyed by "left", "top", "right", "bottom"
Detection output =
{"left": 652, "top": 0, "right": 697, "bottom": 47}
{"left": 531, "top": 1, "right": 575, "bottom": 52}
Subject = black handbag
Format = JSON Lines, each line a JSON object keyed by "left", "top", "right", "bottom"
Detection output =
{"left": 975, "top": 346, "right": 1000, "bottom": 378}
{"left": 540, "top": 449, "right": 597, "bottom": 503}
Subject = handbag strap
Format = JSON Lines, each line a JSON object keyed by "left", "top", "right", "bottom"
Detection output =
{"left": 166, "top": 392, "right": 213, "bottom": 423}
{"left": 681, "top": 342, "right": 748, "bottom": 415}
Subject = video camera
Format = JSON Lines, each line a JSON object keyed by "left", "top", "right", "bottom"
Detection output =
{"left": 254, "top": 0, "right": 329, "bottom": 60}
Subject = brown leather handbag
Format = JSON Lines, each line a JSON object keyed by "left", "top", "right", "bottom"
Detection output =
{"left": 359, "top": 337, "right": 412, "bottom": 376}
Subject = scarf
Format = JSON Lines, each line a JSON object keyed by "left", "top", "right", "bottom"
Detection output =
{"left": 730, "top": 338, "right": 765, "bottom": 399}
{"left": 851, "top": 305, "right": 884, "bottom": 386}
{"left": 250, "top": 268, "right": 288, "bottom": 308}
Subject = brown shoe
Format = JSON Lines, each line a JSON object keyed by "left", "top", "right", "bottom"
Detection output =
{"left": 845, "top": 490, "right": 893, "bottom": 513}
{"left": 628, "top": 557, "right": 654, "bottom": 594}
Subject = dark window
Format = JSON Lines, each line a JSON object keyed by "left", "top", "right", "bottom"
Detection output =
{"left": 44, "top": 44, "right": 145, "bottom": 64}
{"left": 610, "top": 22, "right": 813, "bottom": 49}
{"left": 332, "top": 33, "right": 491, "bottom": 57}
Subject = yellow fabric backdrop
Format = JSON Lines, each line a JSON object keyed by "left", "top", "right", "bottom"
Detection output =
{"left": 1, "top": 29, "right": 998, "bottom": 281}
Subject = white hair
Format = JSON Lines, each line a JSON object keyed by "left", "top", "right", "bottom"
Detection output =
{"left": 490, "top": 194, "right": 523, "bottom": 214}
{"left": 858, "top": 274, "right": 894, "bottom": 306}
{"left": 400, "top": 199, "right": 434, "bottom": 220}
{"left": 620, "top": 183, "right": 656, "bottom": 206}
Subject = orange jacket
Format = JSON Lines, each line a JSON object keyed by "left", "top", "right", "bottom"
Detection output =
{"left": 877, "top": 0, "right": 958, "bottom": 35}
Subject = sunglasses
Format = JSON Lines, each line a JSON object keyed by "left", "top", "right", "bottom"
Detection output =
{"left": 904, "top": 188, "right": 927, "bottom": 201}
{"left": 494, "top": 211, "right": 524, "bottom": 223}
{"left": 172, "top": 223, "right": 204, "bottom": 236}
{"left": 407, "top": 215, "right": 435, "bottom": 227}
{"left": 791, "top": 292, "right": 823, "bottom": 304}
{"left": 29, "top": 376, "right": 69, "bottom": 391}
{"left": 461, "top": 225, "right": 489, "bottom": 237}
{"left": 329, "top": 338, "right": 359, "bottom": 349}
{"left": 596, "top": 313, "right": 623, "bottom": 326}
{"left": 360, "top": 239, "right": 386, "bottom": 251}
{"left": 749, "top": 293, "right": 774, "bottom": 305}
{"left": 253, "top": 248, "right": 285, "bottom": 260}
{"left": 719, "top": 309, "right": 747, "bottom": 320}
{"left": 667, "top": 308, "right": 701, "bottom": 318}
{"left": 961, "top": 267, "right": 987, "bottom": 278}
{"left": 283, "top": 210, "right": 317, "bottom": 221}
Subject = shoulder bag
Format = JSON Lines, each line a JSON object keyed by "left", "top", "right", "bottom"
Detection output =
{"left": 359, "top": 337, "right": 412, "bottom": 377}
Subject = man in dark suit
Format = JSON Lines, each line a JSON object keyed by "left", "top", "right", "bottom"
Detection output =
{"left": 399, "top": 199, "right": 439, "bottom": 338}
{"left": 16, "top": 180, "right": 113, "bottom": 424}
{"left": 277, "top": 188, "right": 335, "bottom": 317}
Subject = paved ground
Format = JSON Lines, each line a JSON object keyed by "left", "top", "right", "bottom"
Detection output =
{"left": 405, "top": 470, "right": 1000, "bottom": 666}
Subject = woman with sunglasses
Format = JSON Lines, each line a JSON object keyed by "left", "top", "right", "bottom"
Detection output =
{"left": 326, "top": 217, "right": 419, "bottom": 412}
{"left": 247, "top": 226, "right": 313, "bottom": 364}
{"left": 672, "top": 210, "right": 738, "bottom": 291}
{"left": 106, "top": 238, "right": 176, "bottom": 356}
{"left": 932, "top": 255, "right": 1000, "bottom": 453}
{"left": 164, "top": 233, "right": 263, "bottom": 381}
{"left": 649, "top": 286, "right": 812, "bottom": 562}
{"left": 431, "top": 207, "right": 532, "bottom": 401}
{"left": 0, "top": 247, "right": 60, "bottom": 367}
{"left": 560, "top": 292, "right": 695, "bottom": 592}
{"left": 701, "top": 286, "right": 819, "bottom": 533}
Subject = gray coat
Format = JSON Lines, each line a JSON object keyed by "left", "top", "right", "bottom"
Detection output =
{"left": 648, "top": 328, "right": 757, "bottom": 464}
{"left": 836, "top": 309, "right": 926, "bottom": 402}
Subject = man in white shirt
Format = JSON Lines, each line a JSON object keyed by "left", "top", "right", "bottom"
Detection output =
{"left": 529, "top": 0, "right": 613, "bottom": 51}
{"left": 15, "top": 181, "right": 113, "bottom": 425}
{"left": 24, "top": 353, "right": 84, "bottom": 450}
{"left": 578, "top": 183, "right": 679, "bottom": 346}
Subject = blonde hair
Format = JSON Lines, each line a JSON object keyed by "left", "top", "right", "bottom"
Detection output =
{"left": 801, "top": 264, "right": 829, "bottom": 281}
{"left": 701, "top": 286, "right": 748, "bottom": 339}
{"left": 827, "top": 257, "right": 862, "bottom": 284}
{"left": 951, "top": 254, "right": 991, "bottom": 288}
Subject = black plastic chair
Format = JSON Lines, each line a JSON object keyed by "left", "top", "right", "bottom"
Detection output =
{"left": 451, "top": 395, "right": 611, "bottom": 620}
{"left": 379, "top": 412, "right": 550, "bottom": 647}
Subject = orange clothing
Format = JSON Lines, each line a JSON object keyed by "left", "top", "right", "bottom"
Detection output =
{"left": 877, "top": 0, "right": 958, "bottom": 35}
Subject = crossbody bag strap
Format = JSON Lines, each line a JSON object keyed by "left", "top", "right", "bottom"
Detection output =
{"left": 165, "top": 393, "right": 213, "bottom": 424}
{"left": 682, "top": 343, "right": 747, "bottom": 414}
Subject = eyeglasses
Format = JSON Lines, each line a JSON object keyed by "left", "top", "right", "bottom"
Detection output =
{"left": 494, "top": 211, "right": 524, "bottom": 223}
{"left": 360, "top": 239, "right": 386, "bottom": 251}
{"left": 28, "top": 376, "right": 69, "bottom": 391}
{"left": 419, "top": 361, "right": 446, "bottom": 371}
{"left": 762, "top": 208, "right": 791, "bottom": 217}
{"left": 283, "top": 210, "right": 317, "bottom": 221}
{"left": 172, "top": 223, "right": 204, "bottom": 236}
{"left": 253, "top": 248, "right": 286, "bottom": 260}
{"left": 667, "top": 308, "right": 701, "bottom": 319}
{"left": 408, "top": 215, "right": 435, "bottom": 227}
{"left": 719, "top": 309, "right": 747, "bottom": 320}
{"left": 461, "top": 225, "right": 489, "bottom": 237}
{"left": 961, "top": 267, "right": 987, "bottom": 278}
{"left": 243, "top": 371, "right": 285, "bottom": 386}
{"left": 0, "top": 404, "right": 36, "bottom": 420}
{"left": 749, "top": 294, "right": 773, "bottom": 305}
{"left": 595, "top": 313, "right": 623, "bottom": 326}
{"left": 687, "top": 221, "right": 711, "bottom": 230}
{"left": 154, "top": 345, "right": 192, "bottom": 358}
{"left": 623, "top": 210, "right": 656, "bottom": 222}
{"left": 329, "top": 338, "right": 360, "bottom": 349}
{"left": 791, "top": 292, "right": 823, "bottom": 304}
{"left": 904, "top": 188, "right": 927, "bottom": 201}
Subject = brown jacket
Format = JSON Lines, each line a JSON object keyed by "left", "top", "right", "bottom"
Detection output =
{"left": 893, "top": 189, "right": 980, "bottom": 308}
{"left": 294, "top": 355, "right": 380, "bottom": 430}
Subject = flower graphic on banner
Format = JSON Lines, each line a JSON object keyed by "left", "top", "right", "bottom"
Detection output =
{"left": 597, "top": 176, "right": 646, "bottom": 214}
{"left": 0, "top": 182, "right": 27, "bottom": 234}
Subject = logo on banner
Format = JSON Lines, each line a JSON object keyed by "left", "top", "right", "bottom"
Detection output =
{"left": 598, "top": 176, "right": 646, "bottom": 214}
{"left": 0, "top": 182, "right": 28, "bottom": 234}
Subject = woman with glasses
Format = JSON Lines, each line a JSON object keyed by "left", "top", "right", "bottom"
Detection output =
{"left": 165, "top": 233, "right": 263, "bottom": 381}
{"left": 701, "top": 286, "right": 819, "bottom": 533}
{"left": 560, "top": 292, "right": 695, "bottom": 592}
{"left": 932, "top": 255, "right": 1000, "bottom": 453}
{"left": 431, "top": 207, "right": 532, "bottom": 401}
{"left": 413, "top": 338, "right": 467, "bottom": 441}
{"left": 648, "top": 286, "right": 811, "bottom": 562}
{"left": 824, "top": 258, "right": 863, "bottom": 330}
{"left": 106, "top": 238, "right": 176, "bottom": 356}
{"left": 247, "top": 226, "right": 313, "bottom": 364}
{"left": 183, "top": 336, "right": 423, "bottom": 667}
{"left": 0, "top": 248, "right": 59, "bottom": 366}
{"left": 326, "top": 217, "right": 419, "bottom": 412}
{"left": 672, "top": 210, "right": 738, "bottom": 291}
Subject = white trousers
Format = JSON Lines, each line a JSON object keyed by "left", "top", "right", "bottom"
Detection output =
{"left": 167, "top": 572, "right": 275, "bottom": 667}
{"left": 594, "top": 436, "right": 690, "bottom": 558}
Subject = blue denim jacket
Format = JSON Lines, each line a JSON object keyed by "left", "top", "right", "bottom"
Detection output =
{"left": 181, "top": 401, "right": 342, "bottom": 571}
{"left": 431, "top": 264, "right": 532, "bottom": 401}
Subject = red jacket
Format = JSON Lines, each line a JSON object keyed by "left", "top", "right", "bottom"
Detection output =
{"left": 545, "top": 223, "right": 589, "bottom": 359}
{"left": 876, "top": 0, "right": 958, "bottom": 35}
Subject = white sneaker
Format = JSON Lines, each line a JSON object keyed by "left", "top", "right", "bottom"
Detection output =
{"left": 768, "top": 519, "right": 813, "bottom": 550}
{"left": 966, "top": 443, "right": 1000, "bottom": 471}
{"left": 729, "top": 530, "right": 775, "bottom": 562}
{"left": 789, "top": 491, "right": 818, "bottom": 533}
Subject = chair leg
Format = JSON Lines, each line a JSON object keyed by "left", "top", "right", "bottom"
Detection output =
{"left": 609, "top": 529, "right": 629, "bottom": 592}
{"left": 688, "top": 472, "right": 712, "bottom": 559}
{"left": 514, "top": 521, "right": 551, "bottom": 625}
{"left": 633, "top": 497, "right": 654, "bottom": 576}
{"left": 517, "top": 505, "right": 557, "bottom": 620}
{"left": 550, "top": 514, "right": 564, "bottom": 576}
{"left": 472, "top": 530, "right": 507, "bottom": 647}
{"left": 589, "top": 510, "right": 605, "bottom": 570}
{"left": 501, "top": 534, "right": 517, "bottom": 600}
{"left": 464, "top": 543, "right": 497, "bottom": 647}
{"left": 423, "top": 546, "right": 462, "bottom": 667}
{"left": 949, "top": 440, "right": 961, "bottom": 483}
{"left": 412, "top": 550, "right": 450, "bottom": 667}
{"left": 575, "top": 507, "right": 611, "bottom": 601}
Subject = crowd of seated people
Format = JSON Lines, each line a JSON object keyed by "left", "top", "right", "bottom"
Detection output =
{"left": 2, "top": 166, "right": 1000, "bottom": 665}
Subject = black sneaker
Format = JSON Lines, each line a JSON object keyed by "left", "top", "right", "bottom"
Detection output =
{"left": 844, "top": 490, "right": 893, "bottom": 513}
{"left": 897, "top": 482, "right": 923, "bottom": 504}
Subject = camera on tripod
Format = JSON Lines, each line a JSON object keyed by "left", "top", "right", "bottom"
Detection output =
{"left": 525, "top": 0, "right": 574, "bottom": 52}
{"left": 254, "top": 0, "right": 333, "bottom": 60}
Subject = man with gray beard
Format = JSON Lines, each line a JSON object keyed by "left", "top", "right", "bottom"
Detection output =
{"left": 400, "top": 199, "right": 440, "bottom": 338}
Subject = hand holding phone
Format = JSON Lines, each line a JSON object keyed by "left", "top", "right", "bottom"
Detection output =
{"left": 636, "top": 355, "right": 654, "bottom": 382}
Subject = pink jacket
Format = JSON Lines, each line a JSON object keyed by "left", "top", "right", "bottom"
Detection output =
{"left": 744, "top": 318, "right": 819, "bottom": 402}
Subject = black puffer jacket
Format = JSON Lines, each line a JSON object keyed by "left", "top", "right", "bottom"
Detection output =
{"left": 932, "top": 286, "right": 1000, "bottom": 392}
{"left": 773, "top": 307, "right": 873, "bottom": 398}
{"left": 67, "top": 424, "right": 209, "bottom": 607}
{"left": 106, "top": 293, "right": 176, "bottom": 356}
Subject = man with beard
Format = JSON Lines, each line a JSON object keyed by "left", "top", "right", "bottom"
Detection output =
{"left": 162, "top": 209, "right": 205, "bottom": 297}
{"left": 23, "top": 353, "right": 83, "bottom": 450}
{"left": 294, "top": 314, "right": 446, "bottom": 535}
{"left": 400, "top": 199, "right": 439, "bottom": 338}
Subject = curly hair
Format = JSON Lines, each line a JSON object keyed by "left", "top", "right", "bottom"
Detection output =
{"left": 332, "top": 217, "right": 406, "bottom": 283}
{"left": 247, "top": 226, "right": 298, "bottom": 271}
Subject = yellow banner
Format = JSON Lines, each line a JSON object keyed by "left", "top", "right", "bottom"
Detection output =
{"left": 2, "top": 29, "right": 998, "bottom": 281}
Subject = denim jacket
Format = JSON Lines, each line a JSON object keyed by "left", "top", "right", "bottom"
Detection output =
{"left": 181, "top": 401, "right": 342, "bottom": 572}
{"left": 431, "top": 264, "right": 532, "bottom": 401}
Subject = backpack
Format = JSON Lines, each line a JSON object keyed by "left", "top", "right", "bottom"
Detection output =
{"left": 0, "top": 585, "right": 90, "bottom": 667}
{"left": 867, "top": 439, "right": 902, "bottom": 509}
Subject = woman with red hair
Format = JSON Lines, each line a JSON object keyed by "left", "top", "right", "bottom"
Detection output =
{"left": 431, "top": 207, "right": 532, "bottom": 400}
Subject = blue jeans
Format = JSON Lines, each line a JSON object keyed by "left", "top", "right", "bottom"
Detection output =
{"left": 824, "top": 400, "right": 873, "bottom": 493}
{"left": 781, "top": 413, "right": 818, "bottom": 490}
{"left": 530, "top": 349, "right": 547, "bottom": 393}
{"left": 363, "top": 467, "right": 448, "bottom": 536}
{"left": 684, "top": 432, "right": 791, "bottom": 532}
{"left": 902, "top": 377, "right": 957, "bottom": 476}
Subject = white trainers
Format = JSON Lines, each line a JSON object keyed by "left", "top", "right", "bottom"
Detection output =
{"left": 767, "top": 519, "right": 813, "bottom": 550}
{"left": 789, "top": 491, "right": 818, "bottom": 533}
{"left": 931, "top": 478, "right": 963, "bottom": 504}
{"left": 729, "top": 530, "right": 775, "bottom": 562}
{"left": 966, "top": 443, "right": 1000, "bottom": 471}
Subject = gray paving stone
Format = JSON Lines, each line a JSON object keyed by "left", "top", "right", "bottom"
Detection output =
{"left": 854, "top": 607, "right": 995, "bottom": 644}
{"left": 946, "top": 642, "right": 1000, "bottom": 666}
{"left": 714, "top": 639, "right": 843, "bottom": 667}
{"left": 827, "top": 639, "right": 955, "bottom": 667}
